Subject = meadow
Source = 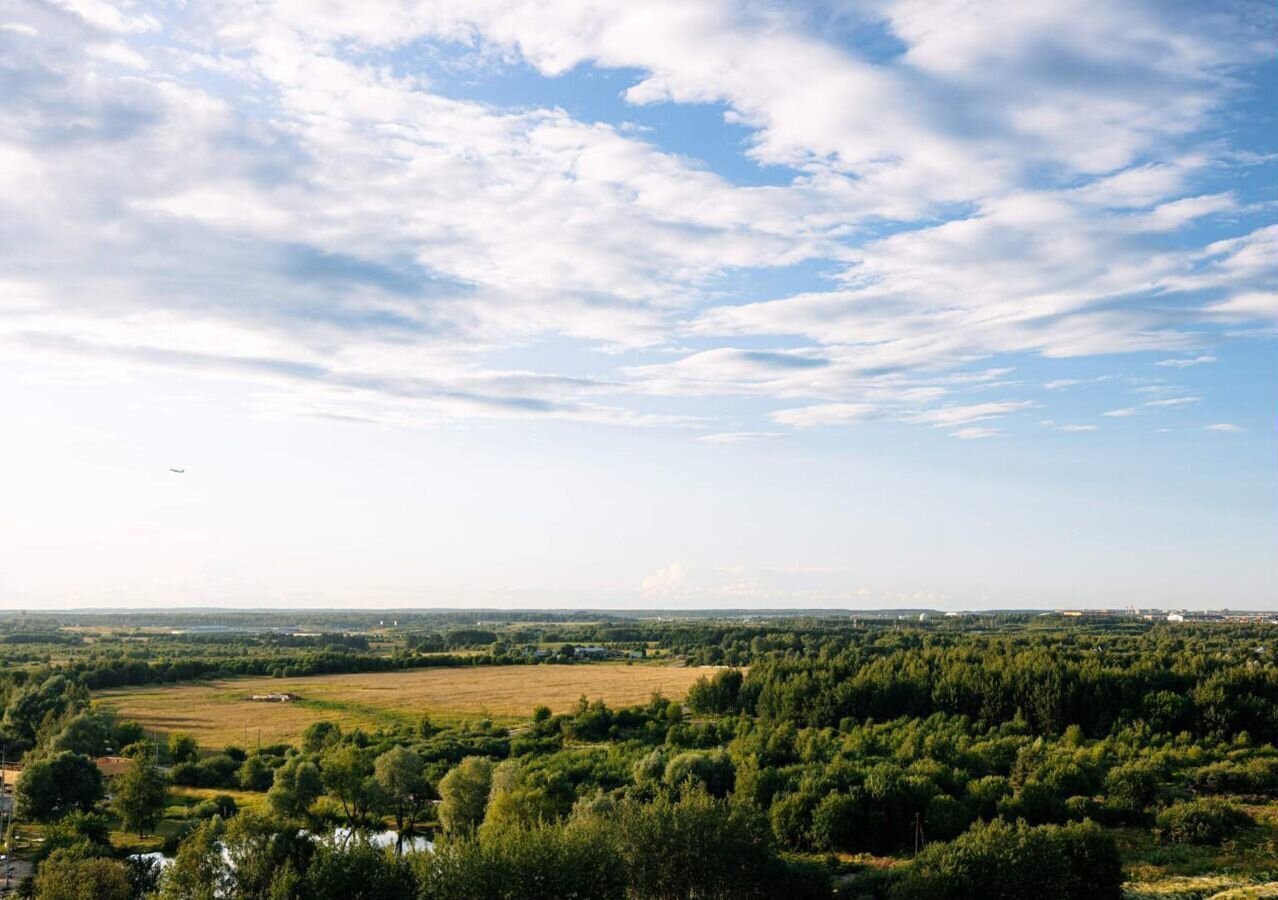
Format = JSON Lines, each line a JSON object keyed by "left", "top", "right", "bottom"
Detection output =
{"left": 94, "top": 662, "right": 708, "bottom": 747}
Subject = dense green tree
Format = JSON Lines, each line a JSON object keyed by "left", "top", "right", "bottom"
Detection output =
{"left": 33, "top": 849, "right": 131, "bottom": 900}
{"left": 14, "top": 752, "right": 104, "bottom": 821}
{"left": 300, "top": 837, "right": 415, "bottom": 900}
{"left": 1103, "top": 762, "right": 1160, "bottom": 821}
{"left": 662, "top": 750, "right": 735, "bottom": 798}
{"left": 113, "top": 756, "right": 167, "bottom": 837}
{"left": 238, "top": 754, "right": 275, "bottom": 791}
{"left": 482, "top": 759, "right": 569, "bottom": 832}
{"left": 374, "top": 746, "right": 431, "bottom": 852}
{"left": 611, "top": 789, "right": 822, "bottom": 900}
{"left": 320, "top": 745, "right": 377, "bottom": 822}
{"left": 221, "top": 811, "right": 313, "bottom": 900}
{"left": 301, "top": 721, "right": 341, "bottom": 753}
{"left": 267, "top": 757, "right": 323, "bottom": 820}
{"left": 167, "top": 733, "right": 200, "bottom": 765}
{"left": 158, "top": 818, "right": 230, "bottom": 900}
{"left": 49, "top": 711, "right": 113, "bottom": 757}
{"left": 416, "top": 818, "right": 625, "bottom": 900}
{"left": 686, "top": 669, "right": 743, "bottom": 714}
{"left": 438, "top": 756, "right": 493, "bottom": 835}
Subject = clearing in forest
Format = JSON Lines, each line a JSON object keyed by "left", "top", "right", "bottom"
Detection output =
{"left": 95, "top": 662, "right": 707, "bottom": 748}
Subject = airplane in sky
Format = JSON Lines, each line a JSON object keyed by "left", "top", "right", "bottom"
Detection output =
{"left": 169, "top": 468, "right": 185, "bottom": 474}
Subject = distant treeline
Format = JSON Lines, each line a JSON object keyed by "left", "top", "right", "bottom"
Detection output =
{"left": 711, "top": 629, "right": 1278, "bottom": 742}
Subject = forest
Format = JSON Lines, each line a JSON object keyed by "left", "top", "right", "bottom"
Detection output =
{"left": 0, "top": 611, "right": 1276, "bottom": 899}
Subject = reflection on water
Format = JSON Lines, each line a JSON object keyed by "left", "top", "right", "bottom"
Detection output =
{"left": 131, "top": 828, "right": 433, "bottom": 868}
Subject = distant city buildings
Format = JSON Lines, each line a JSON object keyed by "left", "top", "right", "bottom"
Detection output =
{"left": 1054, "top": 608, "right": 1276, "bottom": 624}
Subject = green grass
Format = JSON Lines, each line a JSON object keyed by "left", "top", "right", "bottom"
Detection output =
{"left": 1118, "top": 799, "right": 1278, "bottom": 899}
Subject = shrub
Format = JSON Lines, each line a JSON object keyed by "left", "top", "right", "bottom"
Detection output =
{"left": 892, "top": 818, "right": 1122, "bottom": 900}
{"left": 169, "top": 762, "right": 205, "bottom": 787}
{"left": 1154, "top": 799, "right": 1251, "bottom": 845}
{"left": 1103, "top": 762, "right": 1160, "bottom": 822}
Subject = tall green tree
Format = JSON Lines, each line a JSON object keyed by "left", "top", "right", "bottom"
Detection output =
{"left": 34, "top": 849, "right": 131, "bottom": 900}
{"left": 373, "top": 747, "right": 431, "bottom": 853}
{"left": 14, "top": 752, "right": 104, "bottom": 821}
{"left": 437, "top": 757, "right": 493, "bottom": 835}
{"left": 158, "top": 818, "right": 230, "bottom": 900}
{"left": 300, "top": 837, "right": 415, "bottom": 900}
{"left": 221, "top": 811, "right": 313, "bottom": 900}
{"left": 113, "top": 757, "right": 167, "bottom": 837}
{"left": 268, "top": 757, "right": 323, "bottom": 821}
{"left": 320, "top": 745, "right": 377, "bottom": 823}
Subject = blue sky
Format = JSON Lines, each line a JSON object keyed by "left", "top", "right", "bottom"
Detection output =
{"left": 0, "top": 0, "right": 1274, "bottom": 610}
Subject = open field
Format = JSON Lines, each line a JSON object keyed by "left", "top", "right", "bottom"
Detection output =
{"left": 95, "top": 663, "right": 708, "bottom": 748}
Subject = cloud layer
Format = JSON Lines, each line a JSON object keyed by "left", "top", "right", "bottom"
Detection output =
{"left": 2, "top": 0, "right": 1274, "bottom": 438}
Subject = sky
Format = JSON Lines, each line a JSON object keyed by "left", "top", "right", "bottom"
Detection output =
{"left": 0, "top": 0, "right": 1275, "bottom": 611}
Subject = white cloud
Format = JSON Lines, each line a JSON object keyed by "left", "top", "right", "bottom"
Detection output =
{"left": 771, "top": 403, "right": 879, "bottom": 428}
{"left": 1143, "top": 396, "right": 1201, "bottom": 408}
{"left": 907, "top": 401, "right": 1035, "bottom": 428}
{"left": 1156, "top": 355, "right": 1216, "bottom": 368}
{"left": 1209, "top": 292, "right": 1278, "bottom": 320}
{"left": 950, "top": 427, "right": 1000, "bottom": 440}
{"left": 695, "top": 431, "right": 787, "bottom": 444}
{"left": 0, "top": 0, "right": 1271, "bottom": 440}
{"left": 639, "top": 562, "right": 688, "bottom": 596}
{"left": 1103, "top": 408, "right": 1140, "bottom": 417}
{"left": 1041, "top": 420, "right": 1098, "bottom": 432}
{"left": 1205, "top": 423, "right": 1243, "bottom": 433}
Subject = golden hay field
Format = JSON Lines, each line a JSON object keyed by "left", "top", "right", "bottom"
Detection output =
{"left": 95, "top": 663, "right": 708, "bottom": 748}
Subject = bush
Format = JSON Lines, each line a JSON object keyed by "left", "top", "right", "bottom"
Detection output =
{"left": 210, "top": 794, "right": 239, "bottom": 818}
{"left": 169, "top": 762, "right": 206, "bottom": 787}
{"left": 662, "top": 750, "right": 735, "bottom": 797}
{"left": 1154, "top": 799, "right": 1251, "bottom": 845}
{"left": 1193, "top": 759, "right": 1278, "bottom": 797}
{"left": 1103, "top": 762, "right": 1160, "bottom": 822}
{"left": 892, "top": 818, "right": 1122, "bottom": 900}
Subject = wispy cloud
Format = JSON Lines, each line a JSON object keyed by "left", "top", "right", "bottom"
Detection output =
{"left": 696, "top": 431, "right": 787, "bottom": 444}
{"left": 907, "top": 401, "right": 1036, "bottom": 428}
{"left": 0, "top": 0, "right": 1272, "bottom": 440}
{"left": 950, "top": 427, "right": 1001, "bottom": 440}
{"left": 1156, "top": 355, "right": 1216, "bottom": 368}
{"left": 1041, "top": 420, "right": 1098, "bottom": 432}
{"left": 771, "top": 403, "right": 879, "bottom": 428}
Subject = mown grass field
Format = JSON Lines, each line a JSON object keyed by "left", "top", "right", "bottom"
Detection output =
{"left": 95, "top": 663, "right": 707, "bottom": 748}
